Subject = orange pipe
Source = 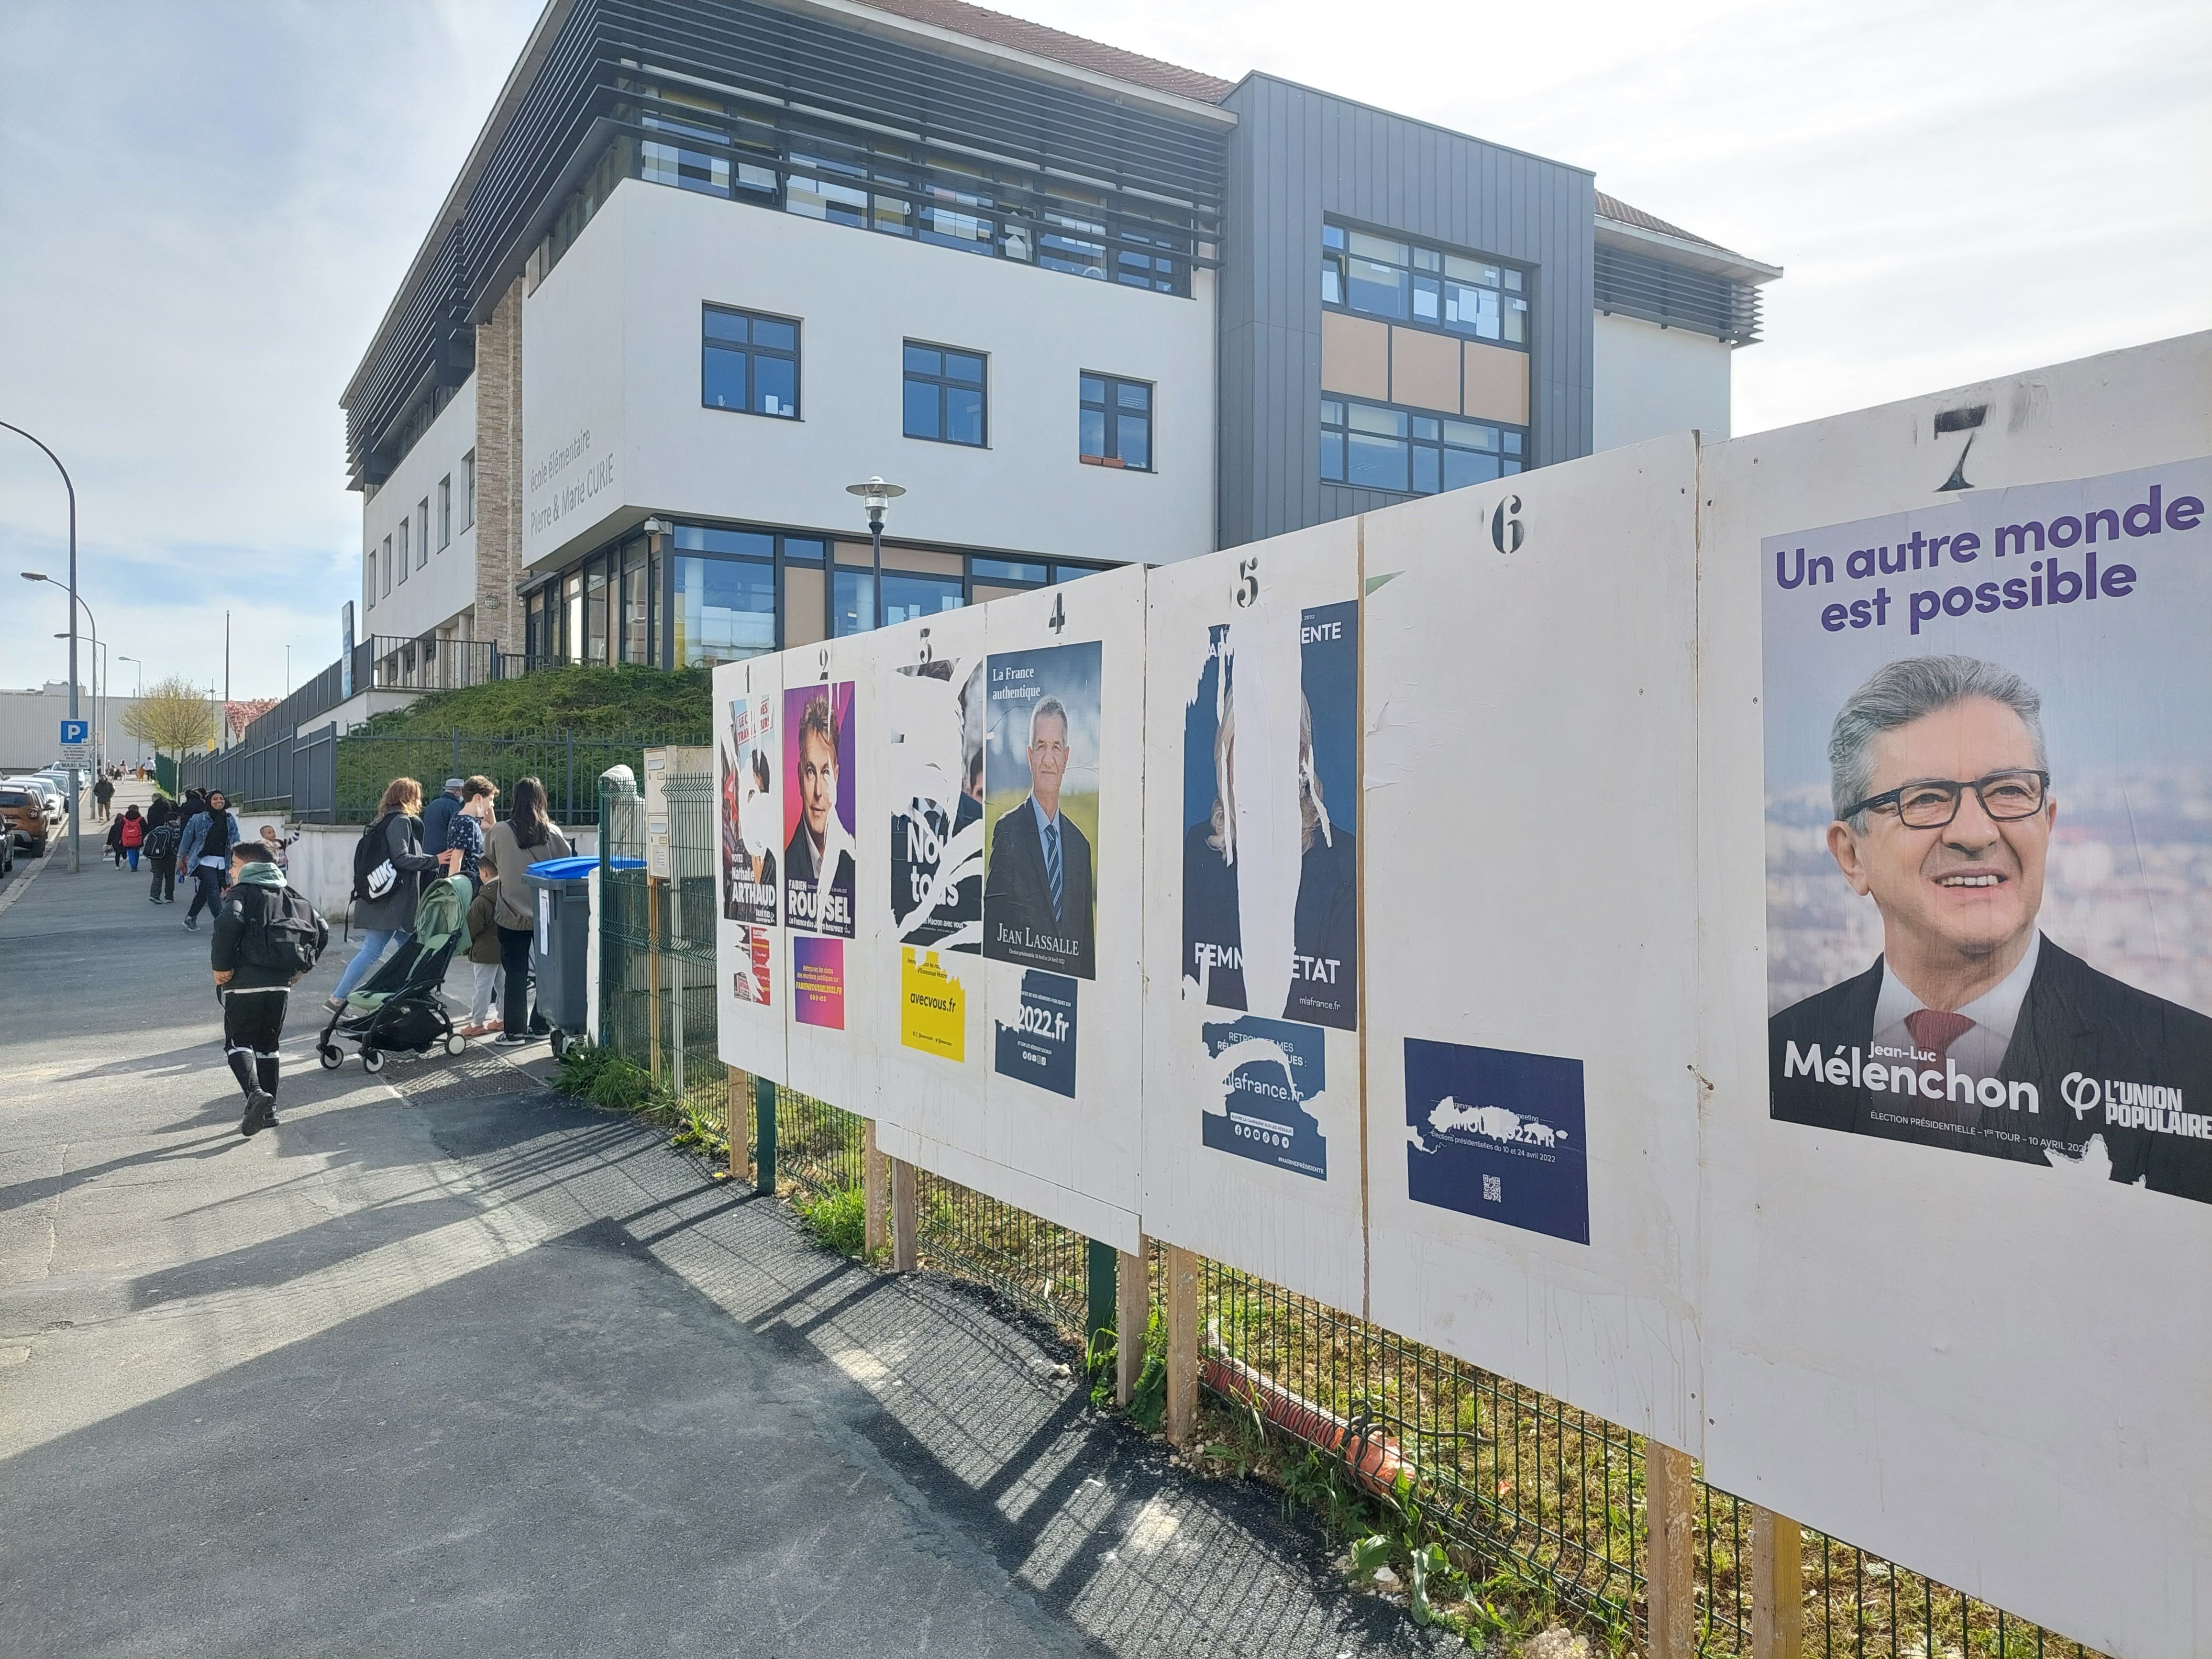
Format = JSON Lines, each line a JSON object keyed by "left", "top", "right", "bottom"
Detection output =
{"left": 1202, "top": 1350, "right": 1409, "bottom": 1498}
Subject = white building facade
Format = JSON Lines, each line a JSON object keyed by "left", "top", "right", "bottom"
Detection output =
{"left": 343, "top": 0, "right": 1777, "bottom": 680}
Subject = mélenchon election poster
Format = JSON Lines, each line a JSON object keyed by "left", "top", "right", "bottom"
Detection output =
{"left": 782, "top": 680, "right": 857, "bottom": 940}
{"left": 982, "top": 641, "right": 1101, "bottom": 980}
{"left": 1180, "top": 601, "right": 1359, "bottom": 1031}
{"left": 1762, "top": 458, "right": 2212, "bottom": 1205}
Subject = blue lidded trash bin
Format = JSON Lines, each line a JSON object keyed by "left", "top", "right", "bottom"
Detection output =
{"left": 527, "top": 854, "right": 642, "bottom": 1058}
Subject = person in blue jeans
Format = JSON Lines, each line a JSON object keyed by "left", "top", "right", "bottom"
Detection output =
{"left": 179, "top": 791, "right": 243, "bottom": 931}
{"left": 329, "top": 777, "right": 458, "bottom": 1005}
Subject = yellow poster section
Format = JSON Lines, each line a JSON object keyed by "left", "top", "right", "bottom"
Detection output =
{"left": 900, "top": 948, "right": 964, "bottom": 1062}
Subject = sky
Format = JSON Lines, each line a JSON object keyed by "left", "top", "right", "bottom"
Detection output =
{"left": 1, "top": 0, "right": 2205, "bottom": 701}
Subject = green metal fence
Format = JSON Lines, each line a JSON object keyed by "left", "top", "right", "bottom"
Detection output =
{"left": 590, "top": 774, "right": 2096, "bottom": 1659}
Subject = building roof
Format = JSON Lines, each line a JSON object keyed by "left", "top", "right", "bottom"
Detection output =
{"left": 1594, "top": 189, "right": 1781, "bottom": 285}
{"left": 850, "top": 0, "right": 1237, "bottom": 102}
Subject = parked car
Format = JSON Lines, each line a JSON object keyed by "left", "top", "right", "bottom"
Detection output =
{"left": 0, "top": 785, "right": 48, "bottom": 857}
{"left": 5, "top": 777, "right": 66, "bottom": 825}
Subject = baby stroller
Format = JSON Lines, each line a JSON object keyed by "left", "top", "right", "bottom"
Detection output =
{"left": 317, "top": 874, "right": 474, "bottom": 1074}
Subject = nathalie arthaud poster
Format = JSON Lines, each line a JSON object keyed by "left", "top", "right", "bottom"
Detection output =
{"left": 723, "top": 689, "right": 779, "bottom": 926}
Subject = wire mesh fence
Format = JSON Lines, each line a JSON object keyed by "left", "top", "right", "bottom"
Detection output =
{"left": 588, "top": 775, "right": 2097, "bottom": 1659}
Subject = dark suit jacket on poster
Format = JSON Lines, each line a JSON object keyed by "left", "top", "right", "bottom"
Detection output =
{"left": 984, "top": 797, "right": 1095, "bottom": 978}
{"left": 784, "top": 823, "right": 854, "bottom": 933}
{"left": 1770, "top": 935, "right": 2212, "bottom": 1204}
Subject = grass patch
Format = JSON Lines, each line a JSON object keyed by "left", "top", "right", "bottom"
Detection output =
{"left": 796, "top": 1185, "right": 866, "bottom": 1257}
{"left": 553, "top": 1041, "right": 730, "bottom": 1163}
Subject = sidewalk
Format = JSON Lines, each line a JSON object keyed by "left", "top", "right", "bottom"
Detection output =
{"left": 0, "top": 858, "right": 1455, "bottom": 1656}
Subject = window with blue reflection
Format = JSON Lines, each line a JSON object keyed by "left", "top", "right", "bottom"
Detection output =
{"left": 833, "top": 569, "right": 874, "bottom": 636}
{"left": 903, "top": 343, "right": 987, "bottom": 446}
{"left": 674, "top": 554, "right": 775, "bottom": 665}
{"left": 882, "top": 572, "right": 964, "bottom": 626}
{"left": 703, "top": 306, "right": 800, "bottom": 418}
{"left": 1321, "top": 398, "right": 1525, "bottom": 496}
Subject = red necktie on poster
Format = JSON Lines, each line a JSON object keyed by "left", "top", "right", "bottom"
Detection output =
{"left": 1904, "top": 1007, "right": 1976, "bottom": 1068}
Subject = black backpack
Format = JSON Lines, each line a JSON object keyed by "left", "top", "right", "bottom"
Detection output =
{"left": 240, "top": 886, "right": 326, "bottom": 975}
{"left": 351, "top": 813, "right": 399, "bottom": 903}
{"left": 145, "top": 820, "right": 180, "bottom": 859}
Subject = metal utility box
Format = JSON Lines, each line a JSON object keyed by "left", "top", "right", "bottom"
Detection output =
{"left": 641, "top": 745, "right": 712, "bottom": 879}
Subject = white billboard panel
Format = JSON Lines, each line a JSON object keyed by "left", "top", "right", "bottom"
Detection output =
{"left": 1698, "top": 335, "right": 2212, "bottom": 1659}
{"left": 892, "top": 564, "right": 1145, "bottom": 1254}
{"left": 779, "top": 636, "right": 882, "bottom": 1111}
{"left": 1140, "top": 523, "right": 1367, "bottom": 1313}
{"left": 867, "top": 605, "right": 994, "bottom": 1158}
{"left": 714, "top": 654, "right": 785, "bottom": 1082}
{"left": 1360, "top": 435, "right": 1706, "bottom": 1454}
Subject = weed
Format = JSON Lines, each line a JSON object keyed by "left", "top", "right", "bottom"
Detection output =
{"left": 797, "top": 1185, "right": 866, "bottom": 1257}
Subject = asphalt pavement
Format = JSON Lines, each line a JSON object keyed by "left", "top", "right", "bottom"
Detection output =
{"left": 0, "top": 847, "right": 1455, "bottom": 1656}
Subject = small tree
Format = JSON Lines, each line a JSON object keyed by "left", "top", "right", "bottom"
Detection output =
{"left": 122, "top": 675, "right": 219, "bottom": 764}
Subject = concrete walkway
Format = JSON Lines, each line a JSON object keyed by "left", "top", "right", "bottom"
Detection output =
{"left": 0, "top": 856, "right": 1452, "bottom": 1656}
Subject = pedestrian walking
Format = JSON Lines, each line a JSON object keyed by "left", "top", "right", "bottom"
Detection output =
{"left": 210, "top": 837, "right": 329, "bottom": 1137}
{"left": 420, "top": 777, "right": 465, "bottom": 858}
{"left": 179, "top": 791, "right": 243, "bottom": 931}
{"left": 455, "top": 780, "right": 503, "bottom": 1038}
{"left": 445, "top": 775, "right": 495, "bottom": 891}
{"left": 328, "top": 777, "right": 459, "bottom": 1006}
{"left": 117, "top": 804, "right": 144, "bottom": 872}
{"left": 104, "top": 813, "right": 126, "bottom": 867}
{"left": 92, "top": 774, "right": 113, "bottom": 822}
{"left": 481, "top": 775, "right": 570, "bottom": 1046}
{"left": 144, "top": 795, "right": 180, "bottom": 904}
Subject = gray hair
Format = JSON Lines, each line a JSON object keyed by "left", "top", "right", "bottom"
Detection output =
{"left": 1828, "top": 655, "right": 2047, "bottom": 823}
{"left": 1029, "top": 696, "right": 1069, "bottom": 745}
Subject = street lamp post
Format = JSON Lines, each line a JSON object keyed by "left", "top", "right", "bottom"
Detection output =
{"left": 843, "top": 477, "right": 905, "bottom": 633}
{"left": 3, "top": 421, "right": 81, "bottom": 872}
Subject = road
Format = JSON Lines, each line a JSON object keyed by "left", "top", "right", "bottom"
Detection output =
{"left": 0, "top": 848, "right": 1453, "bottom": 1656}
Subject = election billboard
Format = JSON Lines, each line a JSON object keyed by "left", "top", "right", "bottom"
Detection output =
{"left": 1697, "top": 332, "right": 2212, "bottom": 1659}
{"left": 877, "top": 567, "right": 1148, "bottom": 1253}
{"left": 781, "top": 640, "right": 879, "bottom": 1110}
{"left": 870, "top": 606, "right": 994, "bottom": 1159}
{"left": 715, "top": 653, "right": 785, "bottom": 1081}
{"left": 1360, "top": 435, "right": 1706, "bottom": 1453}
{"left": 1141, "top": 522, "right": 1368, "bottom": 1314}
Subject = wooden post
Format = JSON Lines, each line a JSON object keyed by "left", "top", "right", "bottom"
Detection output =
{"left": 727, "top": 1070, "right": 747, "bottom": 1183}
{"left": 1750, "top": 1505, "right": 1804, "bottom": 1659}
{"left": 1644, "top": 1441, "right": 1697, "bottom": 1659}
{"left": 890, "top": 1157, "right": 918, "bottom": 1272}
{"left": 1116, "top": 1237, "right": 1149, "bottom": 1409}
{"left": 863, "top": 1120, "right": 888, "bottom": 1259}
{"left": 1164, "top": 1244, "right": 1198, "bottom": 1448}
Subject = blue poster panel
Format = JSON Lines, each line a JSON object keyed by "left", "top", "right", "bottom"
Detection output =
{"left": 992, "top": 969, "right": 1078, "bottom": 1098}
{"left": 983, "top": 641, "right": 1102, "bottom": 978}
{"left": 1180, "top": 601, "right": 1358, "bottom": 1029}
{"left": 1199, "top": 1015, "right": 1327, "bottom": 1180}
{"left": 1404, "top": 1038, "right": 1588, "bottom": 1245}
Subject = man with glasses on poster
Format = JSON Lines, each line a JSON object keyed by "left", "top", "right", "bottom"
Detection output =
{"left": 1770, "top": 654, "right": 2212, "bottom": 1203}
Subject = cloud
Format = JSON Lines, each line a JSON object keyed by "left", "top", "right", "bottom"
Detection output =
{"left": 1, "top": 0, "right": 2203, "bottom": 702}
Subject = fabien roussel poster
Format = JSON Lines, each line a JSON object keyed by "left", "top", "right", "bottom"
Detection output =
{"left": 887, "top": 628, "right": 985, "bottom": 1062}
{"left": 722, "top": 686, "right": 778, "bottom": 1005}
{"left": 784, "top": 680, "right": 856, "bottom": 1030}
{"left": 1763, "top": 460, "right": 2212, "bottom": 1205}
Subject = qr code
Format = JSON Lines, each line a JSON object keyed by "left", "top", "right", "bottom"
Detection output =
{"left": 1482, "top": 1174, "right": 1502, "bottom": 1204}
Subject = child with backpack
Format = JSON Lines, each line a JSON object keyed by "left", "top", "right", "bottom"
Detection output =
{"left": 211, "top": 838, "right": 330, "bottom": 1137}
{"left": 144, "top": 807, "right": 181, "bottom": 903}
{"left": 117, "top": 804, "right": 144, "bottom": 871}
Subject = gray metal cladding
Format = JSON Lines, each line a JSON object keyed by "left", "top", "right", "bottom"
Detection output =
{"left": 1216, "top": 75, "right": 1595, "bottom": 550}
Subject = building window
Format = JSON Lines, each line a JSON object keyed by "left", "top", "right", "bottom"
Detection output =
{"left": 1322, "top": 224, "right": 1527, "bottom": 347}
{"left": 584, "top": 557, "right": 610, "bottom": 663}
{"left": 1321, "top": 398, "right": 1523, "bottom": 495}
{"left": 438, "top": 476, "right": 452, "bottom": 549}
{"left": 703, "top": 305, "right": 799, "bottom": 418}
{"left": 380, "top": 535, "right": 392, "bottom": 597}
{"left": 417, "top": 499, "right": 430, "bottom": 567}
{"left": 903, "top": 343, "right": 986, "bottom": 446}
{"left": 1079, "top": 374, "right": 1152, "bottom": 471}
{"left": 525, "top": 589, "right": 547, "bottom": 664}
{"left": 620, "top": 538, "right": 654, "bottom": 664}
{"left": 396, "top": 519, "right": 409, "bottom": 583}
{"left": 461, "top": 451, "right": 476, "bottom": 530}
{"left": 365, "top": 548, "right": 377, "bottom": 609}
{"left": 674, "top": 548, "right": 776, "bottom": 666}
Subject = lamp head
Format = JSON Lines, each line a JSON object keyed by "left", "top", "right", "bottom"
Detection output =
{"left": 21, "top": 571, "right": 48, "bottom": 582}
{"left": 844, "top": 476, "right": 906, "bottom": 518}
